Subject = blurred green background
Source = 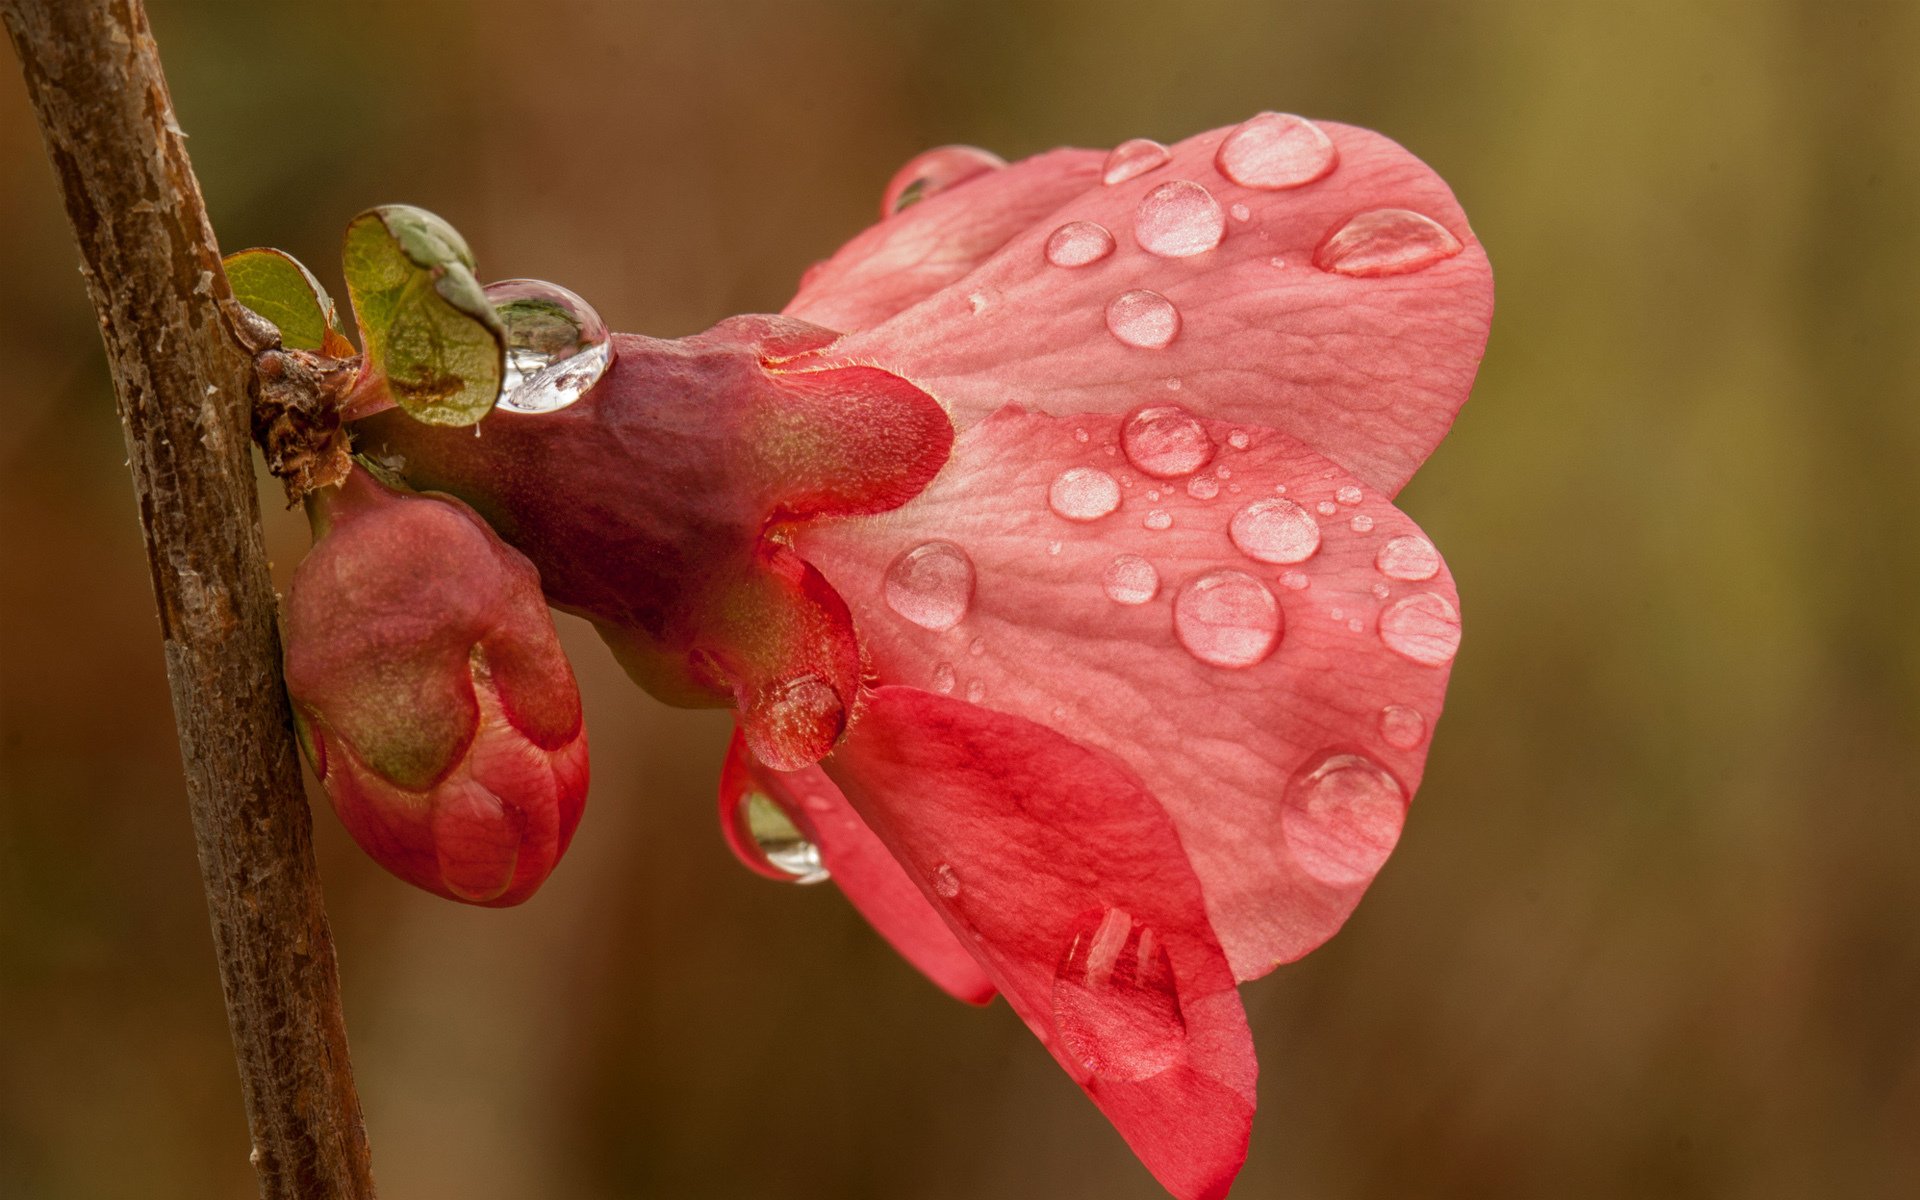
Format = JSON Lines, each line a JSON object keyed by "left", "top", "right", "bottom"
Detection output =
{"left": 3, "top": 1, "right": 1917, "bottom": 1197}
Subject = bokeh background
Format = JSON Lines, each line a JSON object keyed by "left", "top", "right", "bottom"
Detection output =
{"left": 3, "top": 1, "right": 1917, "bottom": 1197}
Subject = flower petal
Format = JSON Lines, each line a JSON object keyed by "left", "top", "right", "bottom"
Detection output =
{"left": 823, "top": 118, "right": 1492, "bottom": 495}
{"left": 824, "top": 687, "right": 1255, "bottom": 1200}
{"left": 796, "top": 407, "right": 1457, "bottom": 979}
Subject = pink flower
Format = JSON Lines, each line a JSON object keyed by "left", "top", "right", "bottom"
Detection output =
{"left": 359, "top": 113, "right": 1491, "bottom": 1197}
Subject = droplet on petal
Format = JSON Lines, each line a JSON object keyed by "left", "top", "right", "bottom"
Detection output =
{"left": 1229, "top": 498, "right": 1321, "bottom": 564}
{"left": 1045, "top": 220, "right": 1117, "bottom": 268}
{"left": 1379, "top": 592, "right": 1462, "bottom": 666}
{"left": 1376, "top": 534, "right": 1441, "bottom": 581}
{"left": 1227, "top": 430, "right": 1250, "bottom": 450}
{"left": 1279, "top": 569, "right": 1310, "bottom": 591}
{"left": 734, "top": 791, "right": 829, "bottom": 884}
{"left": 1103, "top": 555, "right": 1160, "bottom": 605}
{"left": 1105, "top": 289, "right": 1181, "bottom": 349}
{"left": 745, "top": 674, "right": 847, "bottom": 770}
{"left": 1173, "top": 570, "right": 1281, "bottom": 668}
{"left": 932, "top": 662, "right": 956, "bottom": 694}
{"left": 1134, "top": 180, "right": 1227, "bottom": 258}
{"left": 1314, "top": 208, "right": 1464, "bottom": 277}
{"left": 1336, "top": 484, "right": 1363, "bottom": 505}
{"left": 1229, "top": 202, "right": 1252, "bottom": 222}
{"left": 1379, "top": 704, "right": 1427, "bottom": 749}
{"left": 1049, "top": 467, "right": 1123, "bottom": 521}
{"left": 1102, "top": 137, "right": 1173, "bottom": 185}
{"left": 1051, "top": 907, "right": 1187, "bottom": 1081}
{"left": 965, "top": 679, "right": 986, "bottom": 703}
{"left": 1316, "top": 500, "right": 1338, "bottom": 517}
{"left": 1143, "top": 509, "right": 1173, "bottom": 531}
{"left": 1121, "top": 404, "right": 1214, "bottom": 478}
{"left": 1214, "top": 112, "right": 1338, "bottom": 190}
{"left": 882, "top": 145, "right": 1006, "bottom": 216}
{"left": 1186, "top": 475, "right": 1220, "bottom": 500}
{"left": 1349, "top": 514, "right": 1374, "bottom": 533}
{"left": 1282, "top": 752, "right": 1407, "bottom": 885}
{"left": 932, "top": 862, "right": 962, "bottom": 899}
{"left": 486, "top": 279, "right": 612, "bottom": 414}
{"left": 884, "top": 540, "right": 975, "bottom": 631}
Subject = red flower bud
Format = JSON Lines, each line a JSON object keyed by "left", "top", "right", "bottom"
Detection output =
{"left": 285, "top": 465, "right": 588, "bottom": 905}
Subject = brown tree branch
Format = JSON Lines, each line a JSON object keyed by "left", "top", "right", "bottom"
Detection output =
{"left": 0, "top": 1, "right": 376, "bottom": 1196}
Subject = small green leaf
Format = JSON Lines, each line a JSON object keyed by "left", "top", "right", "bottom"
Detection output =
{"left": 341, "top": 205, "right": 505, "bottom": 427}
{"left": 223, "top": 248, "right": 341, "bottom": 352}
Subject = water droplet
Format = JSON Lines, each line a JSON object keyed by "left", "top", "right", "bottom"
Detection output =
{"left": 1227, "top": 430, "right": 1250, "bottom": 450}
{"left": 1316, "top": 500, "right": 1338, "bottom": 516}
{"left": 1214, "top": 112, "right": 1338, "bottom": 190}
{"left": 1049, "top": 466, "right": 1122, "bottom": 521}
{"left": 1186, "top": 475, "right": 1220, "bottom": 500}
{"left": 1120, "top": 404, "right": 1213, "bottom": 478}
{"left": 1269, "top": 256, "right": 1288, "bottom": 269}
{"left": 932, "top": 662, "right": 956, "bottom": 694}
{"left": 1336, "top": 485, "right": 1363, "bottom": 505}
{"left": 1134, "top": 180, "right": 1226, "bottom": 258}
{"left": 1074, "top": 427, "right": 1090, "bottom": 443}
{"left": 1102, "top": 137, "right": 1172, "bottom": 185}
{"left": 736, "top": 791, "right": 829, "bottom": 884}
{"left": 1371, "top": 582, "right": 1391, "bottom": 600}
{"left": 1052, "top": 908, "right": 1187, "bottom": 1081}
{"left": 1048, "top": 540, "right": 1063, "bottom": 556}
{"left": 748, "top": 674, "right": 846, "bottom": 770}
{"left": 1143, "top": 509, "right": 1173, "bottom": 531}
{"left": 1164, "top": 376, "right": 1182, "bottom": 391}
{"left": 969, "top": 637, "right": 986, "bottom": 657}
{"left": 1045, "top": 220, "right": 1117, "bottom": 268}
{"left": 1314, "top": 208, "right": 1464, "bottom": 277}
{"left": 1379, "top": 592, "right": 1461, "bottom": 665}
{"left": 965, "top": 679, "right": 986, "bottom": 702}
{"left": 1105, "top": 289, "right": 1181, "bottom": 349}
{"left": 1349, "top": 514, "right": 1374, "bottom": 533}
{"left": 1379, "top": 705, "right": 1427, "bottom": 749}
{"left": 486, "top": 279, "right": 612, "bottom": 414}
{"left": 932, "top": 863, "right": 962, "bottom": 899}
{"left": 967, "top": 288, "right": 996, "bottom": 315}
{"left": 1376, "top": 535, "right": 1441, "bottom": 581}
{"left": 1103, "top": 555, "right": 1160, "bottom": 604}
{"left": 884, "top": 540, "right": 975, "bottom": 630}
{"left": 883, "top": 145, "right": 1005, "bottom": 215}
{"left": 1144, "top": 489, "right": 1161, "bottom": 502}
{"left": 1282, "top": 752, "right": 1406, "bottom": 885}
{"left": 1215, "top": 465, "right": 1232, "bottom": 479}
{"left": 1229, "top": 498, "right": 1321, "bottom": 564}
{"left": 1173, "top": 570, "right": 1281, "bottom": 668}
{"left": 1346, "top": 617, "right": 1365, "bottom": 633}
{"left": 1229, "top": 202, "right": 1252, "bottom": 222}
{"left": 1272, "top": 482, "right": 1286, "bottom": 494}
{"left": 1280, "top": 569, "right": 1310, "bottom": 591}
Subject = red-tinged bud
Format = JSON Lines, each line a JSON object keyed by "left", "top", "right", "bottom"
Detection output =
{"left": 285, "top": 464, "right": 589, "bottom": 905}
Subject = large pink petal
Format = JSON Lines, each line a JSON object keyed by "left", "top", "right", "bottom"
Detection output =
{"left": 796, "top": 406, "right": 1459, "bottom": 980}
{"left": 784, "top": 148, "right": 1103, "bottom": 334}
{"left": 824, "top": 688, "right": 1255, "bottom": 1200}
{"left": 823, "top": 118, "right": 1492, "bottom": 495}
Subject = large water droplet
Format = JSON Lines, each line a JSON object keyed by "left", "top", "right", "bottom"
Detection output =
{"left": 1134, "top": 180, "right": 1226, "bottom": 258}
{"left": 748, "top": 674, "right": 846, "bottom": 769}
{"left": 1379, "top": 705, "right": 1427, "bottom": 749}
{"left": 1103, "top": 555, "right": 1160, "bottom": 604}
{"left": 882, "top": 145, "right": 1006, "bottom": 215}
{"left": 486, "top": 279, "right": 612, "bottom": 414}
{"left": 1045, "top": 220, "right": 1117, "bottom": 268}
{"left": 1121, "top": 404, "right": 1214, "bottom": 478}
{"left": 1379, "top": 592, "right": 1461, "bottom": 665}
{"left": 1173, "top": 570, "right": 1281, "bottom": 668}
{"left": 1376, "top": 534, "right": 1441, "bottom": 581}
{"left": 1282, "top": 752, "right": 1406, "bottom": 885}
{"left": 1314, "top": 208, "right": 1464, "bottom": 277}
{"left": 1049, "top": 467, "right": 1122, "bottom": 521}
{"left": 1229, "top": 498, "right": 1321, "bottom": 564}
{"left": 1214, "top": 112, "right": 1338, "bottom": 190}
{"left": 1103, "top": 138, "right": 1173, "bottom": 185}
{"left": 735, "top": 791, "right": 829, "bottom": 884}
{"left": 1106, "top": 289, "right": 1181, "bottom": 349}
{"left": 1051, "top": 908, "right": 1186, "bottom": 1081}
{"left": 884, "top": 540, "right": 975, "bottom": 630}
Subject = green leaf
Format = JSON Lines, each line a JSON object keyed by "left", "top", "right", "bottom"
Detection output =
{"left": 223, "top": 248, "right": 340, "bottom": 352}
{"left": 341, "top": 205, "right": 505, "bottom": 427}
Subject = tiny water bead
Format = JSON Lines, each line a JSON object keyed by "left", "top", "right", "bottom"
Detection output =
{"left": 1281, "top": 752, "right": 1406, "bottom": 886}
{"left": 1134, "top": 180, "right": 1227, "bottom": 258}
{"left": 1227, "top": 430, "right": 1250, "bottom": 450}
{"left": 1121, "top": 404, "right": 1214, "bottom": 478}
{"left": 1316, "top": 500, "right": 1338, "bottom": 516}
{"left": 1103, "top": 555, "right": 1160, "bottom": 605}
{"left": 1102, "top": 137, "right": 1173, "bottom": 185}
{"left": 966, "top": 680, "right": 986, "bottom": 703}
{"left": 1186, "top": 475, "right": 1220, "bottom": 500}
{"left": 1336, "top": 484, "right": 1363, "bottom": 505}
{"left": 1376, "top": 534, "right": 1441, "bottom": 581}
{"left": 752, "top": 674, "right": 846, "bottom": 768}
{"left": 1229, "top": 498, "right": 1321, "bottom": 564}
{"left": 884, "top": 540, "right": 975, "bottom": 630}
{"left": 1143, "top": 509, "right": 1173, "bottom": 531}
{"left": 485, "top": 279, "right": 612, "bottom": 414}
{"left": 1279, "top": 569, "right": 1311, "bottom": 591}
{"left": 932, "top": 863, "right": 962, "bottom": 899}
{"left": 1379, "top": 592, "right": 1462, "bottom": 666}
{"left": 1229, "top": 202, "right": 1252, "bottom": 222}
{"left": 1045, "top": 220, "right": 1117, "bottom": 268}
{"left": 1105, "top": 289, "right": 1181, "bottom": 349}
{"left": 932, "top": 662, "right": 957, "bottom": 694}
{"left": 1051, "top": 907, "right": 1187, "bottom": 1082}
{"left": 736, "top": 791, "right": 829, "bottom": 884}
{"left": 1214, "top": 112, "right": 1338, "bottom": 190}
{"left": 883, "top": 145, "right": 1006, "bottom": 215}
{"left": 1349, "top": 514, "right": 1375, "bottom": 533}
{"left": 1049, "top": 467, "right": 1123, "bottom": 521}
{"left": 1379, "top": 704, "right": 1427, "bottom": 749}
{"left": 1173, "top": 570, "right": 1282, "bottom": 668}
{"left": 1314, "top": 208, "right": 1464, "bottom": 277}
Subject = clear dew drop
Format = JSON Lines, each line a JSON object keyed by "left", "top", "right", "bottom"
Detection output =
{"left": 738, "top": 792, "right": 829, "bottom": 884}
{"left": 932, "top": 662, "right": 956, "bottom": 694}
{"left": 1143, "top": 509, "right": 1173, "bottom": 531}
{"left": 1379, "top": 592, "right": 1462, "bottom": 666}
{"left": 1350, "top": 514, "right": 1375, "bottom": 533}
{"left": 1121, "top": 404, "right": 1213, "bottom": 478}
{"left": 932, "top": 863, "right": 962, "bottom": 899}
{"left": 1314, "top": 208, "right": 1464, "bottom": 277}
{"left": 883, "top": 144, "right": 1006, "bottom": 215}
{"left": 1227, "top": 430, "right": 1250, "bottom": 450}
{"left": 1230, "top": 202, "right": 1252, "bottom": 222}
{"left": 1103, "top": 554, "right": 1160, "bottom": 605}
{"left": 1214, "top": 112, "right": 1339, "bottom": 190}
{"left": 1186, "top": 475, "right": 1220, "bottom": 500}
{"left": 1229, "top": 498, "right": 1321, "bottom": 564}
{"left": 1371, "top": 582, "right": 1391, "bottom": 600}
{"left": 1049, "top": 466, "right": 1123, "bottom": 520}
{"left": 1316, "top": 500, "right": 1338, "bottom": 516}
{"left": 485, "top": 279, "right": 613, "bottom": 414}
{"left": 1281, "top": 752, "right": 1407, "bottom": 885}
{"left": 1173, "top": 569, "right": 1282, "bottom": 668}
{"left": 1336, "top": 484, "right": 1363, "bottom": 505}
{"left": 1051, "top": 907, "right": 1187, "bottom": 1082}
{"left": 1074, "top": 427, "right": 1090, "bottom": 443}
{"left": 1379, "top": 704, "right": 1427, "bottom": 749}
{"left": 1102, "top": 137, "right": 1173, "bottom": 185}
{"left": 969, "top": 637, "right": 986, "bottom": 657}
{"left": 1045, "top": 220, "right": 1117, "bottom": 268}
{"left": 1280, "top": 569, "right": 1311, "bottom": 591}
{"left": 884, "top": 540, "right": 975, "bottom": 630}
{"left": 1346, "top": 616, "right": 1365, "bottom": 633}
{"left": 1134, "top": 180, "right": 1227, "bottom": 258}
{"left": 1376, "top": 534, "right": 1441, "bottom": 581}
{"left": 1105, "top": 289, "right": 1181, "bottom": 349}
{"left": 965, "top": 680, "right": 986, "bottom": 702}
